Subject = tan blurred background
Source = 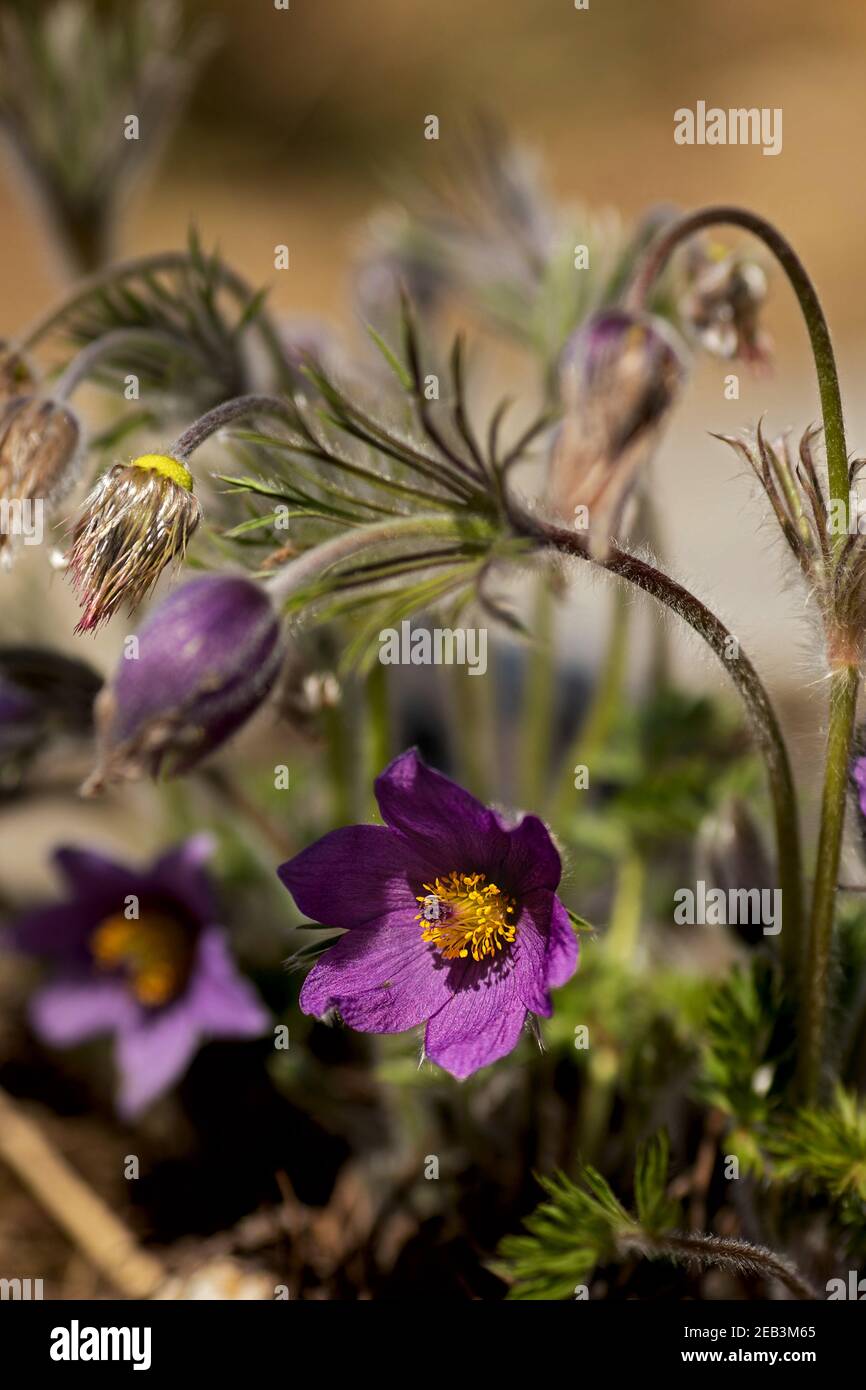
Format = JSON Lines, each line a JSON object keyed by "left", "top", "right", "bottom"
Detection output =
{"left": 3, "top": 0, "right": 866, "bottom": 879}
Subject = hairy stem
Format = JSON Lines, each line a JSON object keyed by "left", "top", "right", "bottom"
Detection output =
{"left": 799, "top": 663, "right": 859, "bottom": 1101}
{"left": 511, "top": 503, "right": 804, "bottom": 975}
{"left": 52, "top": 327, "right": 181, "bottom": 400}
{"left": 625, "top": 205, "right": 848, "bottom": 537}
{"left": 170, "top": 394, "right": 292, "bottom": 460}
{"left": 628, "top": 1230, "right": 817, "bottom": 1300}
{"left": 266, "top": 514, "right": 478, "bottom": 603}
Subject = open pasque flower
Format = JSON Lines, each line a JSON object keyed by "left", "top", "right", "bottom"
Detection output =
{"left": 278, "top": 750, "right": 578, "bottom": 1078}
{"left": 84, "top": 574, "right": 283, "bottom": 793}
{"left": 67, "top": 452, "right": 201, "bottom": 632}
{"left": 11, "top": 835, "right": 270, "bottom": 1119}
{"left": 548, "top": 309, "right": 687, "bottom": 558}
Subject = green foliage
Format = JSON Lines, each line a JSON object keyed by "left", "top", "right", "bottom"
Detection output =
{"left": 766, "top": 1088, "right": 866, "bottom": 1229}
{"left": 53, "top": 232, "right": 264, "bottom": 421}
{"left": 497, "top": 1166, "right": 638, "bottom": 1300}
{"left": 634, "top": 1131, "right": 681, "bottom": 1234}
{"left": 0, "top": 0, "right": 211, "bottom": 271}
{"left": 699, "top": 957, "right": 792, "bottom": 1142}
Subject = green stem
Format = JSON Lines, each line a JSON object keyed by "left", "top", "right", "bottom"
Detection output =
{"left": 554, "top": 583, "right": 629, "bottom": 823}
{"left": 799, "top": 664, "right": 859, "bottom": 1101}
{"left": 510, "top": 503, "right": 804, "bottom": 979}
{"left": 625, "top": 205, "right": 849, "bottom": 544}
{"left": 520, "top": 577, "right": 557, "bottom": 809}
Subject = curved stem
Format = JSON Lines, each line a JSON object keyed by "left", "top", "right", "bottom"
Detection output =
{"left": 625, "top": 205, "right": 848, "bottom": 545}
{"left": 265, "top": 514, "right": 469, "bottom": 602}
{"left": 51, "top": 327, "right": 181, "bottom": 400}
{"left": 799, "top": 663, "right": 859, "bottom": 1101}
{"left": 633, "top": 1231, "right": 817, "bottom": 1301}
{"left": 511, "top": 503, "right": 804, "bottom": 975}
{"left": 170, "top": 393, "right": 293, "bottom": 460}
{"left": 16, "top": 250, "right": 291, "bottom": 388}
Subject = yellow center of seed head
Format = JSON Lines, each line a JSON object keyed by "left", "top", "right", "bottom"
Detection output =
{"left": 416, "top": 871, "right": 517, "bottom": 962}
{"left": 131, "top": 453, "right": 194, "bottom": 492}
{"left": 90, "top": 910, "right": 189, "bottom": 1006}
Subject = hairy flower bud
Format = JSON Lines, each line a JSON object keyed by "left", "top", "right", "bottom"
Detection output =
{"left": 84, "top": 574, "right": 283, "bottom": 793}
{"left": 549, "top": 309, "right": 687, "bottom": 558}
{"left": 680, "top": 240, "right": 771, "bottom": 366}
{"left": 67, "top": 453, "right": 201, "bottom": 632}
{"left": 0, "top": 395, "right": 81, "bottom": 558}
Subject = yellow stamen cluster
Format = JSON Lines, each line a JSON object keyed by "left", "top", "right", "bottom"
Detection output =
{"left": 91, "top": 910, "right": 190, "bottom": 1006}
{"left": 416, "top": 871, "right": 516, "bottom": 962}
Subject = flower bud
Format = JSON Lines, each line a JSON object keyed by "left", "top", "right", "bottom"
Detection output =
{"left": 549, "top": 309, "right": 687, "bottom": 558}
{"left": 0, "top": 396, "right": 81, "bottom": 557}
{"left": 84, "top": 574, "right": 283, "bottom": 792}
{"left": 680, "top": 240, "right": 771, "bottom": 367}
{"left": 67, "top": 453, "right": 201, "bottom": 632}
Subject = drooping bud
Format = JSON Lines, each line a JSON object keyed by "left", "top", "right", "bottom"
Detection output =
{"left": 67, "top": 453, "right": 201, "bottom": 632}
{"left": 84, "top": 574, "right": 283, "bottom": 793}
{"left": 0, "top": 396, "right": 81, "bottom": 557}
{"left": 680, "top": 240, "right": 771, "bottom": 367}
{"left": 548, "top": 309, "right": 687, "bottom": 558}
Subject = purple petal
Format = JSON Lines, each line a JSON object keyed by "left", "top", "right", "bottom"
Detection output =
{"left": 115, "top": 1004, "right": 201, "bottom": 1119}
{"left": 375, "top": 749, "right": 510, "bottom": 872}
{"left": 54, "top": 846, "right": 138, "bottom": 901}
{"left": 11, "top": 902, "right": 98, "bottom": 961}
{"left": 425, "top": 978, "right": 528, "bottom": 1078}
{"left": 299, "top": 911, "right": 452, "bottom": 1032}
{"left": 151, "top": 834, "right": 217, "bottom": 923}
{"left": 501, "top": 814, "right": 562, "bottom": 893}
{"left": 278, "top": 824, "right": 427, "bottom": 929}
{"left": 186, "top": 928, "right": 270, "bottom": 1038}
{"left": 29, "top": 977, "right": 138, "bottom": 1046}
{"left": 546, "top": 897, "right": 579, "bottom": 988}
{"left": 510, "top": 889, "right": 556, "bottom": 1016}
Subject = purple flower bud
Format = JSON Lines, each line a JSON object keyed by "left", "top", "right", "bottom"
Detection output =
{"left": 84, "top": 575, "right": 284, "bottom": 792}
{"left": 549, "top": 309, "right": 687, "bottom": 558}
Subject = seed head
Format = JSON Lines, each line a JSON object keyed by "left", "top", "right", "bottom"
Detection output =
{"left": 67, "top": 453, "right": 201, "bottom": 632}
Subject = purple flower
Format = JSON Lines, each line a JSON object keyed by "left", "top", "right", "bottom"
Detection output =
{"left": 278, "top": 750, "right": 578, "bottom": 1078}
{"left": 85, "top": 574, "right": 283, "bottom": 792}
{"left": 11, "top": 835, "right": 270, "bottom": 1118}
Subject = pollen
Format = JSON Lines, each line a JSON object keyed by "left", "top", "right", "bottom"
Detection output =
{"left": 91, "top": 910, "right": 191, "bottom": 1006}
{"left": 131, "top": 453, "right": 194, "bottom": 492}
{"left": 416, "top": 871, "right": 516, "bottom": 962}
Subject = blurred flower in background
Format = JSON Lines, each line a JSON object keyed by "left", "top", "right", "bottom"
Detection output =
{"left": 10, "top": 834, "right": 270, "bottom": 1118}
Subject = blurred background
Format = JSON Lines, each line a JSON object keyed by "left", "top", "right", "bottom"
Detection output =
{"left": 1, "top": 0, "right": 865, "bottom": 1300}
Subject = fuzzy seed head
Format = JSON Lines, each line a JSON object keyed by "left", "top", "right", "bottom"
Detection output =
{"left": 67, "top": 454, "right": 200, "bottom": 633}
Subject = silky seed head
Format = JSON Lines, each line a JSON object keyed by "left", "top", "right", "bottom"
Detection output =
{"left": 0, "top": 396, "right": 81, "bottom": 555}
{"left": 67, "top": 453, "right": 201, "bottom": 633}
